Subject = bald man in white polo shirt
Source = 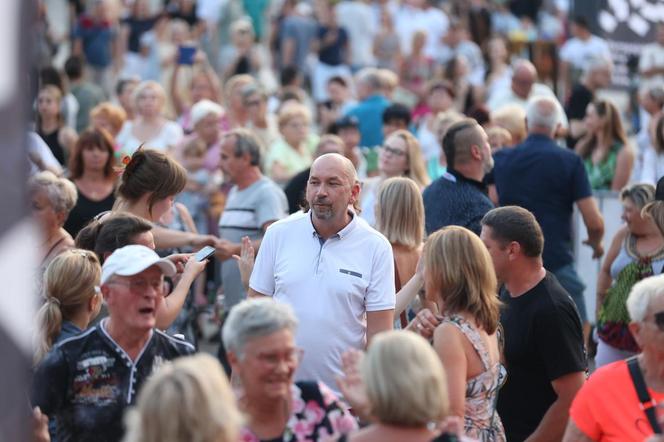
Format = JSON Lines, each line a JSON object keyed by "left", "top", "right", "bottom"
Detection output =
{"left": 249, "top": 153, "right": 395, "bottom": 393}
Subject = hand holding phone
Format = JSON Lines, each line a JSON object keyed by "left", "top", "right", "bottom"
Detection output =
{"left": 194, "top": 245, "right": 215, "bottom": 262}
{"left": 178, "top": 45, "right": 197, "bottom": 65}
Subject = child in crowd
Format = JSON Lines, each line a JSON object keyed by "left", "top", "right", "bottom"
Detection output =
{"left": 176, "top": 138, "right": 213, "bottom": 235}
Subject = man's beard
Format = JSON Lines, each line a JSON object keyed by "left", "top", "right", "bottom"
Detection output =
{"left": 310, "top": 199, "right": 335, "bottom": 220}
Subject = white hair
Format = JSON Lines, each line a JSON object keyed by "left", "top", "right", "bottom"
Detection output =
{"left": 626, "top": 274, "right": 664, "bottom": 322}
{"left": 525, "top": 96, "right": 560, "bottom": 132}
{"left": 222, "top": 299, "right": 298, "bottom": 358}
{"left": 29, "top": 171, "right": 78, "bottom": 214}
{"left": 583, "top": 56, "right": 613, "bottom": 76}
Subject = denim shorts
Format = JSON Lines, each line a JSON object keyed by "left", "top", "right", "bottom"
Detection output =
{"left": 553, "top": 263, "right": 588, "bottom": 323}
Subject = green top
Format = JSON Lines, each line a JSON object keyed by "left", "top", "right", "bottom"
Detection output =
{"left": 584, "top": 142, "right": 622, "bottom": 191}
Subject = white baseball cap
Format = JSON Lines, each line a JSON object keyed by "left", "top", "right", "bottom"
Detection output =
{"left": 101, "top": 245, "right": 176, "bottom": 285}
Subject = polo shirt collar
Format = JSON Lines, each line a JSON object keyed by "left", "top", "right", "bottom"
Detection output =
{"left": 308, "top": 210, "right": 357, "bottom": 241}
{"left": 447, "top": 168, "right": 488, "bottom": 194}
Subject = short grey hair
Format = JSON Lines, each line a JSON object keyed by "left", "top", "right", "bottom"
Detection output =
{"left": 355, "top": 68, "right": 381, "bottom": 91}
{"left": 525, "top": 96, "right": 560, "bottom": 132}
{"left": 29, "top": 171, "right": 77, "bottom": 214}
{"left": 222, "top": 299, "right": 298, "bottom": 357}
{"left": 627, "top": 274, "right": 664, "bottom": 322}
{"left": 583, "top": 56, "right": 613, "bottom": 76}
{"left": 223, "top": 128, "right": 263, "bottom": 167}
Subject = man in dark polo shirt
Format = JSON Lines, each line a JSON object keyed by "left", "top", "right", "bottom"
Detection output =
{"left": 423, "top": 118, "right": 494, "bottom": 236}
{"left": 491, "top": 96, "right": 604, "bottom": 334}
{"left": 480, "top": 206, "right": 586, "bottom": 442}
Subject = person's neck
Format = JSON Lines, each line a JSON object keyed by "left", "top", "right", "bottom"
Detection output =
{"left": 126, "top": 201, "right": 156, "bottom": 223}
{"left": 286, "top": 138, "right": 304, "bottom": 152}
{"left": 69, "top": 77, "right": 83, "bottom": 87}
{"left": 453, "top": 162, "right": 483, "bottom": 182}
{"left": 245, "top": 394, "right": 290, "bottom": 422}
{"left": 69, "top": 308, "right": 92, "bottom": 332}
{"left": 595, "top": 132, "right": 610, "bottom": 149}
{"left": 137, "top": 114, "right": 162, "bottom": 125}
{"left": 312, "top": 211, "right": 352, "bottom": 240}
{"left": 40, "top": 116, "right": 59, "bottom": 132}
{"left": 504, "top": 259, "right": 546, "bottom": 297}
{"left": 105, "top": 318, "right": 152, "bottom": 361}
{"left": 43, "top": 226, "right": 64, "bottom": 246}
{"left": 235, "top": 168, "right": 262, "bottom": 190}
{"left": 80, "top": 168, "right": 108, "bottom": 183}
{"left": 370, "top": 423, "right": 434, "bottom": 440}
{"left": 528, "top": 128, "right": 554, "bottom": 139}
{"left": 582, "top": 77, "right": 596, "bottom": 92}
{"left": 639, "top": 352, "right": 664, "bottom": 391}
{"left": 253, "top": 114, "right": 268, "bottom": 128}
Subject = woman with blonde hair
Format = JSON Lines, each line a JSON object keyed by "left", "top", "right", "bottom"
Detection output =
{"left": 123, "top": 353, "right": 242, "bottom": 442}
{"left": 576, "top": 98, "right": 634, "bottom": 191}
{"left": 491, "top": 104, "right": 526, "bottom": 146}
{"left": 34, "top": 249, "right": 102, "bottom": 364}
{"left": 90, "top": 102, "right": 128, "bottom": 139}
{"left": 338, "top": 330, "right": 460, "bottom": 442}
{"left": 116, "top": 81, "right": 184, "bottom": 155}
{"left": 266, "top": 102, "right": 319, "bottom": 183}
{"left": 361, "top": 130, "right": 429, "bottom": 226}
{"left": 423, "top": 226, "right": 506, "bottom": 441}
{"left": 30, "top": 171, "right": 78, "bottom": 270}
{"left": 375, "top": 177, "right": 426, "bottom": 323}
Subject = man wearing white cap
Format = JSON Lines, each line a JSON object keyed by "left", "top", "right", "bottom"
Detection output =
{"left": 32, "top": 245, "right": 196, "bottom": 442}
{"left": 174, "top": 98, "right": 225, "bottom": 172}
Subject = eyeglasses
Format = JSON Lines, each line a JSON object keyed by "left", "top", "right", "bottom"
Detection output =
{"left": 107, "top": 278, "right": 165, "bottom": 294}
{"left": 244, "top": 100, "right": 261, "bottom": 107}
{"left": 252, "top": 348, "right": 304, "bottom": 368}
{"left": 382, "top": 145, "right": 407, "bottom": 157}
{"left": 651, "top": 311, "right": 664, "bottom": 332}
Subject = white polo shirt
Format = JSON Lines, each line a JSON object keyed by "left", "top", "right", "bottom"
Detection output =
{"left": 250, "top": 211, "right": 395, "bottom": 394}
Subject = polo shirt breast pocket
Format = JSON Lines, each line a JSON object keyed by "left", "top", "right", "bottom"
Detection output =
{"left": 338, "top": 268, "right": 369, "bottom": 301}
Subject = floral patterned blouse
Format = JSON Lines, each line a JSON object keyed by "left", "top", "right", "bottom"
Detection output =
{"left": 240, "top": 381, "right": 358, "bottom": 442}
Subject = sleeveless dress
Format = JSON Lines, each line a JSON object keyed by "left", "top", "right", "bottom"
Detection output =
{"left": 443, "top": 314, "right": 507, "bottom": 442}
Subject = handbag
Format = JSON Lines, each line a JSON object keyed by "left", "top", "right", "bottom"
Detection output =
{"left": 627, "top": 356, "right": 662, "bottom": 434}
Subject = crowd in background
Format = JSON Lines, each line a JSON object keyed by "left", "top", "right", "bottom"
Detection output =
{"left": 27, "top": 0, "right": 664, "bottom": 441}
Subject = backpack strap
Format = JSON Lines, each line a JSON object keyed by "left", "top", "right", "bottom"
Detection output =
{"left": 627, "top": 356, "right": 662, "bottom": 434}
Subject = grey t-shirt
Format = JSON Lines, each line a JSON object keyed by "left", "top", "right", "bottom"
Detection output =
{"left": 218, "top": 176, "right": 288, "bottom": 308}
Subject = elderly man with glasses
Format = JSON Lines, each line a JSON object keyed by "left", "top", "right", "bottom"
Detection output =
{"left": 32, "top": 245, "right": 196, "bottom": 442}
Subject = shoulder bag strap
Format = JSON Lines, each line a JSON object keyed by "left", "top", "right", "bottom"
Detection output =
{"left": 627, "top": 356, "right": 662, "bottom": 434}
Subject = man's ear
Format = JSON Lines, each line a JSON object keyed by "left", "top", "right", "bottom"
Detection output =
{"left": 627, "top": 322, "right": 643, "bottom": 348}
{"left": 100, "top": 284, "right": 112, "bottom": 303}
{"left": 470, "top": 144, "right": 482, "bottom": 161}
{"left": 507, "top": 241, "right": 521, "bottom": 260}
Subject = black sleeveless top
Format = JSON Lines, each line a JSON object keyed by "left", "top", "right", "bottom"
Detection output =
{"left": 64, "top": 186, "right": 116, "bottom": 238}
{"left": 38, "top": 128, "right": 66, "bottom": 166}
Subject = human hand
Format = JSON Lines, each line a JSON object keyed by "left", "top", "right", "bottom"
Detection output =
{"left": 232, "top": 236, "right": 255, "bottom": 291}
{"left": 215, "top": 239, "right": 238, "bottom": 261}
{"left": 32, "top": 407, "right": 50, "bottom": 442}
{"left": 192, "top": 234, "right": 218, "bottom": 248}
{"left": 182, "top": 254, "right": 208, "bottom": 279}
{"left": 166, "top": 253, "right": 192, "bottom": 273}
{"left": 583, "top": 239, "right": 604, "bottom": 259}
{"left": 336, "top": 349, "right": 371, "bottom": 421}
{"left": 406, "top": 308, "right": 441, "bottom": 339}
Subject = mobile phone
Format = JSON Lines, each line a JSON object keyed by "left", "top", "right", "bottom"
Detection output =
{"left": 177, "top": 45, "right": 196, "bottom": 65}
{"left": 194, "top": 245, "right": 215, "bottom": 262}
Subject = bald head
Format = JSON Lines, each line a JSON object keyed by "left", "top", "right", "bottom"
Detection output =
{"left": 512, "top": 60, "right": 537, "bottom": 99}
{"left": 312, "top": 153, "right": 358, "bottom": 186}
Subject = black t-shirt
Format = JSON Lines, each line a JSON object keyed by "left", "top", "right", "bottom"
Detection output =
{"left": 564, "top": 83, "right": 593, "bottom": 149}
{"left": 497, "top": 272, "right": 586, "bottom": 442}
{"left": 31, "top": 322, "right": 194, "bottom": 442}
{"left": 284, "top": 167, "right": 310, "bottom": 214}
{"left": 317, "top": 26, "right": 348, "bottom": 66}
{"left": 64, "top": 187, "right": 115, "bottom": 238}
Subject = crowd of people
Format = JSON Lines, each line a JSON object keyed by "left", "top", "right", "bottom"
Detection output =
{"left": 27, "top": 0, "right": 664, "bottom": 441}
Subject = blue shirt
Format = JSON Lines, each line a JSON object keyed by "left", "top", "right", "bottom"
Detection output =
{"left": 423, "top": 169, "right": 494, "bottom": 236}
{"left": 345, "top": 95, "right": 390, "bottom": 148}
{"left": 491, "top": 134, "right": 592, "bottom": 271}
{"left": 72, "top": 16, "right": 116, "bottom": 68}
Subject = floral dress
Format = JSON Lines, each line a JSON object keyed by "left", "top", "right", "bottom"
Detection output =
{"left": 240, "top": 381, "right": 358, "bottom": 442}
{"left": 444, "top": 315, "right": 507, "bottom": 442}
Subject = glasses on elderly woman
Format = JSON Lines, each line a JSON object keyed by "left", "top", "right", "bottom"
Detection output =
{"left": 253, "top": 348, "right": 304, "bottom": 368}
{"left": 652, "top": 311, "right": 664, "bottom": 332}
{"left": 382, "top": 145, "right": 407, "bottom": 157}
